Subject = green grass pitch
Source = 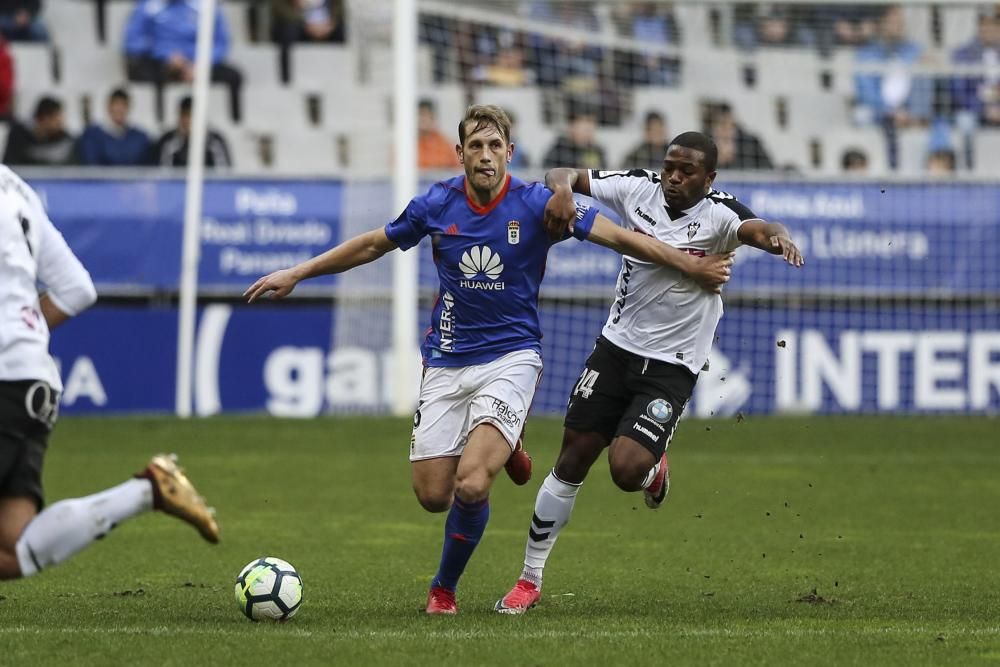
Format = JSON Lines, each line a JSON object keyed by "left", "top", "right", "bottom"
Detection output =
{"left": 1, "top": 415, "right": 998, "bottom": 666}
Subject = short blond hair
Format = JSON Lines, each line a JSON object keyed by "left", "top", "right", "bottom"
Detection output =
{"left": 458, "top": 104, "right": 512, "bottom": 146}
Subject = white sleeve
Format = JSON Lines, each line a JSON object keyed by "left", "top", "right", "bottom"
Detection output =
{"left": 588, "top": 169, "right": 637, "bottom": 222}
{"left": 35, "top": 212, "right": 97, "bottom": 317}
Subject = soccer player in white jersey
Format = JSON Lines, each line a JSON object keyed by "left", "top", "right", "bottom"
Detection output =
{"left": 496, "top": 131, "right": 804, "bottom": 613}
{"left": 245, "top": 107, "right": 734, "bottom": 614}
{"left": 0, "top": 165, "right": 219, "bottom": 581}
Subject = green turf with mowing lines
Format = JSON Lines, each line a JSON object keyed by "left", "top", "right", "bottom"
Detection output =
{"left": 0, "top": 415, "right": 997, "bottom": 666}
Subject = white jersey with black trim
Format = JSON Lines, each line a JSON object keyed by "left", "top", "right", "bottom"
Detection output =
{"left": 0, "top": 165, "right": 96, "bottom": 391}
{"left": 588, "top": 169, "right": 757, "bottom": 374}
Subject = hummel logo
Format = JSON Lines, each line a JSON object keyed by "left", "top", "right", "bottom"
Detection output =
{"left": 459, "top": 245, "right": 503, "bottom": 280}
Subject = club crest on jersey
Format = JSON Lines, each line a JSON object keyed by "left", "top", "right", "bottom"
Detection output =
{"left": 507, "top": 220, "right": 520, "bottom": 245}
{"left": 687, "top": 220, "right": 701, "bottom": 241}
{"left": 647, "top": 398, "right": 673, "bottom": 424}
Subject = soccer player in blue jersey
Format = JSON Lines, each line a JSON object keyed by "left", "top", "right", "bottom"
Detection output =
{"left": 245, "top": 105, "right": 734, "bottom": 614}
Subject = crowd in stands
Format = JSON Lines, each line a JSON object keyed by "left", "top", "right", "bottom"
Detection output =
{"left": 0, "top": 1, "right": 998, "bottom": 176}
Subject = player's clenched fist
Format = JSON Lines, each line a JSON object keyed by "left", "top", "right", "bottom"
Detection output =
{"left": 543, "top": 184, "right": 578, "bottom": 241}
{"left": 688, "top": 252, "right": 734, "bottom": 294}
{"left": 244, "top": 268, "right": 301, "bottom": 302}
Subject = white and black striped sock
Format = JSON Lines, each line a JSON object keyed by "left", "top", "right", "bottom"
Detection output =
{"left": 521, "top": 471, "right": 581, "bottom": 587}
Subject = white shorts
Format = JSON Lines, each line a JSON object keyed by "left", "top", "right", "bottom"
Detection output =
{"left": 409, "top": 349, "right": 542, "bottom": 462}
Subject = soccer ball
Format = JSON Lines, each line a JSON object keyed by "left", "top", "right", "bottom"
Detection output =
{"left": 234, "top": 557, "right": 303, "bottom": 621}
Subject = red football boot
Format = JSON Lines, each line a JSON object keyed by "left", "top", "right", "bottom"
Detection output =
{"left": 425, "top": 586, "right": 457, "bottom": 615}
{"left": 494, "top": 578, "right": 541, "bottom": 615}
{"left": 504, "top": 437, "right": 532, "bottom": 486}
{"left": 643, "top": 452, "right": 670, "bottom": 509}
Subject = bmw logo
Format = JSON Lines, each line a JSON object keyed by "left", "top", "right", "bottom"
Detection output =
{"left": 647, "top": 399, "right": 672, "bottom": 423}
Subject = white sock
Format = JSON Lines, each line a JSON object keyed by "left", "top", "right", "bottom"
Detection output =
{"left": 640, "top": 459, "right": 661, "bottom": 490}
{"left": 521, "top": 471, "right": 581, "bottom": 587}
{"left": 15, "top": 479, "right": 153, "bottom": 577}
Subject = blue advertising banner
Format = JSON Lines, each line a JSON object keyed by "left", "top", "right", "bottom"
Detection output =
{"left": 30, "top": 179, "right": 343, "bottom": 293}
{"left": 29, "top": 178, "right": 1000, "bottom": 297}
{"left": 51, "top": 304, "right": 1000, "bottom": 417}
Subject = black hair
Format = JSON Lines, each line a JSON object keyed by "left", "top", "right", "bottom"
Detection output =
{"left": 33, "top": 96, "right": 62, "bottom": 120}
{"left": 179, "top": 95, "right": 193, "bottom": 114}
{"left": 109, "top": 87, "right": 130, "bottom": 104}
{"left": 418, "top": 98, "right": 435, "bottom": 114}
{"left": 644, "top": 110, "right": 664, "bottom": 125}
{"left": 668, "top": 131, "right": 718, "bottom": 172}
{"left": 841, "top": 148, "right": 868, "bottom": 169}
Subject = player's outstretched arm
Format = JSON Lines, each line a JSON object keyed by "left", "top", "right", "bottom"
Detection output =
{"left": 737, "top": 220, "right": 804, "bottom": 267}
{"left": 244, "top": 228, "right": 398, "bottom": 302}
{"left": 586, "top": 215, "right": 732, "bottom": 293}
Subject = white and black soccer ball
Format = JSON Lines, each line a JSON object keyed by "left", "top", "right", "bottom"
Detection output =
{"left": 234, "top": 557, "right": 303, "bottom": 621}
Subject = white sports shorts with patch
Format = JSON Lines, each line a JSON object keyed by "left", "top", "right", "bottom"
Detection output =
{"left": 409, "top": 349, "right": 542, "bottom": 462}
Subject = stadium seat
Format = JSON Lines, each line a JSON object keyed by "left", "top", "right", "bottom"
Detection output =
{"left": 221, "top": 1, "right": 251, "bottom": 44}
{"left": 364, "top": 46, "right": 435, "bottom": 87}
{"left": 290, "top": 45, "right": 357, "bottom": 93}
{"left": 317, "top": 88, "right": 390, "bottom": 133}
{"left": 630, "top": 88, "right": 699, "bottom": 136}
{"left": 896, "top": 127, "right": 931, "bottom": 176}
{"left": 104, "top": 1, "right": 134, "bottom": 48}
{"left": 60, "top": 46, "right": 125, "bottom": 92}
{"left": 11, "top": 43, "right": 55, "bottom": 89}
{"left": 819, "top": 127, "right": 889, "bottom": 175}
{"left": 674, "top": 4, "right": 713, "bottom": 48}
{"left": 273, "top": 128, "right": 343, "bottom": 175}
{"left": 418, "top": 83, "right": 466, "bottom": 145}
{"left": 750, "top": 49, "right": 824, "bottom": 95}
{"left": 681, "top": 49, "right": 746, "bottom": 94}
{"left": 44, "top": 1, "right": 98, "bottom": 52}
{"left": 825, "top": 50, "right": 857, "bottom": 97}
{"left": 162, "top": 85, "right": 235, "bottom": 133}
{"left": 973, "top": 130, "right": 1000, "bottom": 177}
{"left": 902, "top": 5, "right": 934, "bottom": 48}
{"left": 243, "top": 85, "right": 307, "bottom": 132}
{"left": 941, "top": 6, "right": 978, "bottom": 50}
{"left": 783, "top": 92, "right": 851, "bottom": 138}
{"left": 596, "top": 126, "right": 642, "bottom": 169}
{"left": 230, "top": 45, "right": 282, "bottom": 87}
{"left": 228, "top": 129, "right": 267, "bottom": 173}
{"left": 117, "top": 83, "right": 160, "bottom": 134}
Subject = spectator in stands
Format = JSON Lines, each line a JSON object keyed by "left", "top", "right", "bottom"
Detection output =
{"left": 611, "top": 2, "right": 680, "bottom": 86}
{"left": 77, "top": 88, "right": 152, "bottom": 167}
{"left": 814, "top": 5, "right": 882, "bottom": 50}
{"left": 417, "top": 98, "right": 459, "bottom": 171}
{"left": 854, "top": 5, "right": 932, "bottom": 129}
{"left": 3, "top": 96, "right": 76, "bottom": 165}
{"left": 271, "top": 0, "right": 345, "bottom": 43}
{"left": 951, "top": 9, "right": 1000, "bottom": 127}
{"left": 124, "top": 0, "right": 244, "bottom": 122}
{"left": 271, "top": 0, "right": 346, "bottom": 83}
{"left": 505, "top": 108, "right": 530, "bottom": 171}
{"left": 0, "top": 36, "right": 12, "bottom": 119}
{"left": 151, "top": 95, "right": 231, "bottom": 168}
{"left": 0, "top": 0, "right": 47, "bottom": 42}
{"left": 926, "top": 149, "right": 957, "bottom": 175}
{"left": 472, "top": 31, "right": 535, "bottom": 87}
{"left": 707, "top": 103, "right": 773, "bottom": 170}
{"left": 542, "top": 109, "right": 606, "bottom": 168}
{"left": 733, "top": 4, "right": 819, "bottom": 50}
{"left": 622, "top": 110, "right": 670, "bottom": 169}
{"left": 841, "top": 148, "right": 869, "bottom": 173}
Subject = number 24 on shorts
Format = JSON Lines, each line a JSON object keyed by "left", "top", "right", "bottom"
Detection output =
{"left": 573, "top": 369, "right": 600, "bottom": 399}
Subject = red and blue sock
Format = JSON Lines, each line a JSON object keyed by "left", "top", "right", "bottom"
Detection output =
{"left": 431, "top": 495, "right": 490, "bottom": 592}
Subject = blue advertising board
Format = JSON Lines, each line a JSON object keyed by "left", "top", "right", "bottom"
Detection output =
{"left": 51, "top": 303, "right": 1000, "bottom": 416}
{"left": 28, "top": 178, "right": 1000, "bottom": 297}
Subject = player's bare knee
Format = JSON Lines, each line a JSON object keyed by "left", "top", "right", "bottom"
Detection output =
{"left": 455, "top": 470, "right": 492, "bottom": 503}
{"left": 608, "top": 452, "right": 647, "bottom": 492}
{"left": 554, "top": 431, "right": 603, "bottom": 483}
{"left": 413, "top": 487, "right": 452, "bottom": 513}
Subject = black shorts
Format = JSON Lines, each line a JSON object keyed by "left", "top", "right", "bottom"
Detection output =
{"left": 564, "top": 337, "right": 696, "bottom": 458}
{"left": 0, "top": 380, "right": 59, "bottom": 509}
